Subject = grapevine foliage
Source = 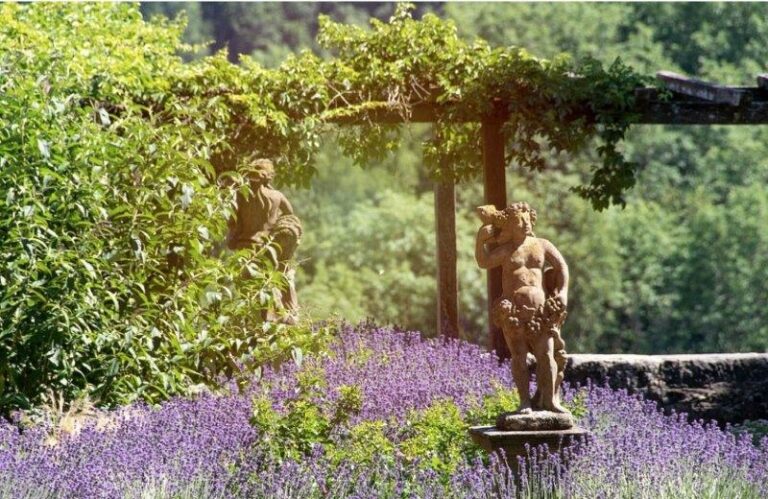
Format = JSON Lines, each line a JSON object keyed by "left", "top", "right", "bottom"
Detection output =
{"left": 226, "top": 3, "right": 651, "bottom": 208}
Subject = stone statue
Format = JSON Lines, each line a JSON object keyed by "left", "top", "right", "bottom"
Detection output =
{"left": 227, "top": 158, "right": 302, "bottom": 324}
{"left": 475, "top": 202, "right": 570, "bottom": 419}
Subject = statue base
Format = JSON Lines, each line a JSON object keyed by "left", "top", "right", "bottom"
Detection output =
{"left": 468, "top": 424, "right": 589, "bottom": 465}
{"left": 495, "top": 410, "right": 574, "bottom": 431}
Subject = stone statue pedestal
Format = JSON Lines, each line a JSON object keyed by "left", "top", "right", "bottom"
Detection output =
{"left": 469, "top": 425, "right": 589, "bottom": 459}
{"left": 469, "top": 412, "right": 589, "bottom": 467}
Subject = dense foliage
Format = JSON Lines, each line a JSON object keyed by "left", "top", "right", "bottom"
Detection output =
{"left": 146, "top": 2, "right": 651, "bottom": 208}
{"left": 1, "top": 1, "right": 672, "bottom": 412}
{"left": 2, "top": 324, "right": 766, "bottom": 498}
{"left": 3, "top": 0, "right": 767, "bottom": 412}
{"left": 146, "top": 3, "right": 653, "bottom": 207}
{"left": 0, "top": 3, "right": 331, "bottom": 410}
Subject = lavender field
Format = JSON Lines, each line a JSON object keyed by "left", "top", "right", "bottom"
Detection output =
{"left": 2, "top": 323, "right": 766, "bottom": 498}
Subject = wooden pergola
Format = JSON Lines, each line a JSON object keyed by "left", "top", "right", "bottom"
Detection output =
{"left": 338, "top": 71, "right": 768, "bottom": 358}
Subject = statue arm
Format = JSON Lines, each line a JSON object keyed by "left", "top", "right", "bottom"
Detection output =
{"left": 475, "top": 225, "right": 506, "bottom": 269}
{"left": 541, "top": 238, "right": 569, "bottom": 306}
{"left": 278, "top": 193, "right": 295, "bottom": 216}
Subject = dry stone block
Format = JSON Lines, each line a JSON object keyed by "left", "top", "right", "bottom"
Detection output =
{"left": 496, "top": 411, "right": 574, "bottom": 431}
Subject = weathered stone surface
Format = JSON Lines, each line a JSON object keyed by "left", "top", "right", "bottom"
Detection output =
{"left": 475, "top": 202, "right": 570, "bottom": 415}
{"left": 564, "top": 353, "right": 768, "bottom": 424}
{"left": 469, "top": 425, "right": 589, "bottom": 463}
{"left": 496, "top": 411, "right": 574, "bottom": 431}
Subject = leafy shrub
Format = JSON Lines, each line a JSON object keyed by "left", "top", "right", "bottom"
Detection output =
{"left": 400, "top": 399, "right": 474, "bottom": 475}
{"left": 465, "top": 381, "right": 521, "bottom": 425}
{"left": 250, "top": 362, "right": 363, "bottom": 461}
{"left": 0, "top": 3, "right": 329, "bottom": 410}
{"left": 249, "top": 324, "right": 590, "bottom": 479}
{"left": 332, "top": 420, "right": 395, "bottom": 466}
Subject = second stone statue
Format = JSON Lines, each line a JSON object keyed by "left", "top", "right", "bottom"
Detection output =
{"left": 227, "top": 158, "right": 302, "bottom": 324}
{"left": 475, "top": 202, "right": 572, "bottom": 429}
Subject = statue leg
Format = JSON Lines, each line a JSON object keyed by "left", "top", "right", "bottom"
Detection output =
{"left": 268, "top": 264, "right": 300, "bottom": 325}
{"left": 504, "top": 328, "right": 532, "bottom": 413}
{"left": 531, "top": 363, "right": 542, "bottom": 410}
{"left": 273, "top": 226, "right": 301, "bottom": 325}
{"left": 553, "top": 329, "right": 567, "bottom": 405}
{"left": 533, "top": 334, "right": 568, "bottom": 414}
{"left": 281, "top": 266, "right": 299, "bottom": 325}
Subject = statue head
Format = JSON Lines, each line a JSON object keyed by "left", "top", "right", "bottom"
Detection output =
{"left": 477, "top": 202, "right": 537, "bottom": 240}
{"left": 501, "top": 202, "right": 537, "bottom": 237}
{"left": 245, "top": 158, "right": 275, "bottom": 186}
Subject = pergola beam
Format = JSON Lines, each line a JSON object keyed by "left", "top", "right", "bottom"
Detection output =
{"left": 634, "top": 87, "right": 768, "bottom": 125}
{"left": 327, "top": 87, "right": 768, "bottom": 126}
{"left": 655, "top": 71, "right": 748, "bottom": 106}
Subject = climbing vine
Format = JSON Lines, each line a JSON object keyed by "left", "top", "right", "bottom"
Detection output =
{"left": 190, "top": 3, "right": 651, "bottom": 209}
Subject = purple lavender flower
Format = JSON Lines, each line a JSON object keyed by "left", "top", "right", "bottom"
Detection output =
{"left": 0, "top": 322, "right": 763, "bottom": 498}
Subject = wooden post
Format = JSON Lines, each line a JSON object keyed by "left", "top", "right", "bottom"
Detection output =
{"left": 434, "top": 179, "right": 459, "bottom": 338}
{"left": 481, "top": 114, "right": 508, "bottom": 359}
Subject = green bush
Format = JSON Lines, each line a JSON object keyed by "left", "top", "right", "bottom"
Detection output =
{"left": 0, "top": 3, "right": 329, "bottom": 410}
{"left": 400, "top": 400, "right": 475, "bottom": 475}
{"left": 250, "top": 359, "right": 588, "bottom": 478}
{"left": 250, "top": 363, "right": 364, "bottom": 461}
{"left": 465, "top": 381, "right": 521, "bottom": 425}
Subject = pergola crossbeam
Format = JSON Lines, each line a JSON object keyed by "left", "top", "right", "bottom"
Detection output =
{"left": 656, "top": 71, "right": 748, "bottom": 106}
{"left": 327, "top": 87, "right": 768, "bottom": 127}
{"left": 633, "top": 87, "right": 768, "bottom": 124}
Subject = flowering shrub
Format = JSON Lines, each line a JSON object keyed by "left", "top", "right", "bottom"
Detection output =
{"left": 0, "top": 323, "right": 766, "bottom": 498}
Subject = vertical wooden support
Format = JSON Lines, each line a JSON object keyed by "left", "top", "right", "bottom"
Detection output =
{"left": 434, "top": 179, "right": 459, "bottom": 338}
{"left": 481, "top": 115, "right": 509, "bottom": 359}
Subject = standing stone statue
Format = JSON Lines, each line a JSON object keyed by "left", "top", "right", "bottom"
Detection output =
{"left": 475, "top": 202, "right": 571, "bottom": 425}
{"left": 227, "top": 158, "right": 302, "bottom": 324}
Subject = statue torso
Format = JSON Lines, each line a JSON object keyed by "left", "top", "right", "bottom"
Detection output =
{"left": 229, "top": 185, "right": 285, "bottom": 245}
{"left": 500, "top": 237, "right": 546, "bottom": 314}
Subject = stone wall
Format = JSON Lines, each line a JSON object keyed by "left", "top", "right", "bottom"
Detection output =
{"left": 564, "top": 353, "right": 768, "bottom": 424}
